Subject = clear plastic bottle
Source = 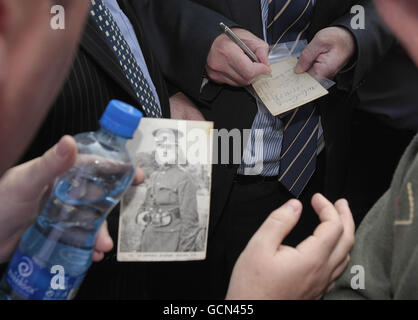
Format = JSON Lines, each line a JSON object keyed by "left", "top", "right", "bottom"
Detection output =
{"left": 0, "top": 100, "right": 143, "bottom": 300}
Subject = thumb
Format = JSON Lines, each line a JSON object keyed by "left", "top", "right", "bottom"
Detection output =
{"left": 252, "top": 62, "right": 272, "bottom": 78}
{"left": 294, "top": 42, "right": 322, "bottom": 74}
{"left": 254, "top": 42, "right": 271, "bottom": 67}
{"left": 24, "top": 136, "right": 78, "bottom": 195}
{"left": 253, "top": 41, "right": 272, "bottom": 75}
{"left": 249, "top": 199, "right": 302, "bottom": 254}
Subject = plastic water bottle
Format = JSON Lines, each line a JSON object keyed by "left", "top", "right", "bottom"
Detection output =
{"left": 0, "top": 100, "right": 143, "bottom": 300}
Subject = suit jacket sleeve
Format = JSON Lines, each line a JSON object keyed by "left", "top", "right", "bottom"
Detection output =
{"left": 331, "top": 0, "right": 396, "bottom": 92}
{"left": 131, "top": 0, "right": 239, "bottom": 103}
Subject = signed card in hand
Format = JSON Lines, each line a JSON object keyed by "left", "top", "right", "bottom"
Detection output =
{"left": 117, "top": 118, "right": 214, "bottom": 262}
{"left": 252, "top": 57, "right": 329, "bottom": 116}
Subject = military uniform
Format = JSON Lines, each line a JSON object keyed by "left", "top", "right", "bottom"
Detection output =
{"left": 137, "top": 165, "right": 202, "bottom": 252}
{"left": 326, "top": 134, "right": 418, "bottom": 299}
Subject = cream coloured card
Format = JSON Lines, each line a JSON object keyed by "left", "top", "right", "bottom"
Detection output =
{"left": 252, "top": 57, "right": 329, "bottom": 116}
{"left": 118, "top": 118, "right": 214, "bottom": 262}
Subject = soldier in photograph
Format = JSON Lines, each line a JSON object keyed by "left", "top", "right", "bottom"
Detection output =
{"left": 136, "top": 128, "right": 203, "bottom": 252}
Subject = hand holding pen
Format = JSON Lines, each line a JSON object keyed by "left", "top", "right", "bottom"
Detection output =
{"left": 204, "top": 24, "right": 271, "bottom": 87}
{"left": 219, "top": 23, "right": 261, "bottom": 63}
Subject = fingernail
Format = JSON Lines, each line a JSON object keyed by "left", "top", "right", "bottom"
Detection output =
{"left": 284, "top": 199, "right": 300, "bottom": 212}
{"left": 55, "top": 138, "right": 69, "bottom": 159}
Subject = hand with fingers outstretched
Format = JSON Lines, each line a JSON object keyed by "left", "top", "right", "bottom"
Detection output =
{"left": 226, "top": 194, "right": 355, "bottom": 300}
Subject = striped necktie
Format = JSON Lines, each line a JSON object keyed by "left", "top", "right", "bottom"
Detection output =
{"left": 267, "top": 0, "right": 320, "bottom": 197}
{"left": 90, "top": 0, "right": 162, "bottom": 118}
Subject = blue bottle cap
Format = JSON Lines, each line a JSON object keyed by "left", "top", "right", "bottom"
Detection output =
{"left": 99, "top": 100, "right": 143, "bottom": 139}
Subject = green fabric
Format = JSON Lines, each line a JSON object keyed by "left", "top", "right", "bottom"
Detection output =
{"left": 326, "top": 133, "right": 418, "bottom": 300}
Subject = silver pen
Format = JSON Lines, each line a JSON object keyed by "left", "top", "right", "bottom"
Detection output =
{"left": 219, "top": 22, "right": 260, "bottom": 63}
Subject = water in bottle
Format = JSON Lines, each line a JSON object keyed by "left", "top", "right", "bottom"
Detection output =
{"left": 0, "top": 100, "right": 143, "bottom": 300}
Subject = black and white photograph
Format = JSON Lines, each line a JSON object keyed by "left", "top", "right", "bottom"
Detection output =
{"left": 117, "top": 118, "right": 213, "bottom": 261}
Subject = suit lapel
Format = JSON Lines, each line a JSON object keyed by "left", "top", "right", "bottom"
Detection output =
{"left": 225, "top": 0, "right": 264, "bottom": 38}
{"left": 80, "top": 16, "right": 140, "bottom": 105}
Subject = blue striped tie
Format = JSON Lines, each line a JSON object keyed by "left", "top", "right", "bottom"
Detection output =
{"left": 267, "top": 0, "right": 320, "bottom": 197}
{"left": 90, "top": 0, "right": 162, "bottom": 118}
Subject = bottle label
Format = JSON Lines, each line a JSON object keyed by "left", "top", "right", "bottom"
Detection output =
{"left": 6, "top": 249, "right": 85, "bottom": 300}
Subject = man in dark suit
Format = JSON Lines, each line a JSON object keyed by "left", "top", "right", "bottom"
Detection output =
{"left": 131, "top": 0, "right": 395, "bottom": 298}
